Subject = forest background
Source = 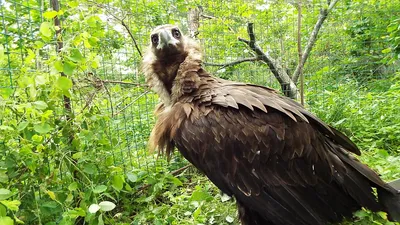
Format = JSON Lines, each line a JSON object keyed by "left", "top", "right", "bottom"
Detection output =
{"left": 1, "top": 0, "right": 400, "bottom": 224}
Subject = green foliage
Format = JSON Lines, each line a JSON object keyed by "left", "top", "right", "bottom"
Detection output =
{"left": 0, "top": 0, "right": 399, "bottom": 224}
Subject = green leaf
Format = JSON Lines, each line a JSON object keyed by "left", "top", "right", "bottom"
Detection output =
{"left": 382, "top": 48, "right": 392, "bottom": 54}
{"left": 0, "top": 217, "right": 13, "bottom": 225}
{"left": 0, "top": 200, "right": 21, "bottom": 211}
{"left": 87, "top": 16, "right": 100, "bottom": 27}
{"left": 40, "top": 22, "right": 52, "bottom": 38}
{"left": 193, "top": 205, "right": 201, "bottom": 219}
{"left": 0, "top": 204, "right": 6, "bottom": 217}
{"left": 98, "top": 201, "right": 116, "bottom": 211}
{"left": 34, "top": 41, "right": 44, "bottom": 49}
{"left": 112, "top": 175, "right": 124, "bottom": 191}
{"left": 14, "top": 216, "right": 24, "bottom": 225}
{"left": 68, "top": 182, "right": 78, "bottom": 191}
{"left": 0, "top": 126, "right": 14, "bottom": 131}
{"left": 63, "top": 61, "right": 76, "bottom": 76}
{"left": 168, "top": 176, "right": 183, "bottom": 186}
{"left": 190, "top": 189, "right": 212, "bottom": 202}
{"left": 72, "top": 152, "right": 82, "bottom": 160}
{"left": 35, "top": 75, "right": 47, "bottom": 85}
{"left": 93, "top": 185, "right": 107, "bottom": 194}
{"left": 83, "top": 163, "right": 98, "bottom": 175}
{"left": 70, "top": 48, "right": 84, "bottom": 62}
{"left": 54, "top": 61, "right": 64, "bottom": 72}
{"left": 17, "top": 121, "right": 29, "bottom": 131}
{"left": 127, "top": 172, "right": 138, "bottom": 182}
{"left": 33, "top": 101, "right": 48, "bottom": 110}
{"left": 56, "top": 77, "right": 73, "bottom": 91}
{"left": 0, "top": 189, "right": 11, "bottom": 200}
{"left": 33, "top": 123, "right": 52, "bottom": 134}
{"left": 31, "top": 135, "right": 43, "bottom": 143}
{"left": 88, "top": 37, "right": 99, "bottom": 47}
{"left": 0, "top": 88, "right": 13, "bottom": 99}
{"left": 67, "top": 1, "right": 79, "bottom": 8}
{"left": 65, "top": 208, "right": 86, "bottom": 218}
{"left": 43, "top": 11, "right": 58, "bottom": 19}
{"left": 0, "top": 171, "right": 8, "bottom": 183}
{"left": 98, "top": 214, "right": 104, "bottom": 225}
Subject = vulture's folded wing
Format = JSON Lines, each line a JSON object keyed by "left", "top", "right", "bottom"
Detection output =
{"left": 172, "top": 82, "right": 392, "bottom": 225}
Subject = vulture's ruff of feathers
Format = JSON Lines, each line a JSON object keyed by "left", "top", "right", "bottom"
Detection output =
{"left": 142, "top": 24, "right": 400, "bottom": 225}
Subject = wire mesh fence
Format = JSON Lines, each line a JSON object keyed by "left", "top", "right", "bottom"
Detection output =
{"left": 1, "top": 0, "right": 399, "bottom": 224}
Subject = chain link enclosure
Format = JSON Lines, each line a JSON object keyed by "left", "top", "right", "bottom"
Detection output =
{"left": 1, "top": 0, "right": 399, "bottom": 224}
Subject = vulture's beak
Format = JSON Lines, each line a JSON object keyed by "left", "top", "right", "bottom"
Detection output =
{"left": 157, "top": 30, "right": 179, "bottom": 50}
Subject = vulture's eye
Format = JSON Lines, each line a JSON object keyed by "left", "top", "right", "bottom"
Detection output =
{"left": 172, "top": 29, "right": 181, "bottom": 39}
{"left": 151, "top": 34, "right": 159, "bottom": 45}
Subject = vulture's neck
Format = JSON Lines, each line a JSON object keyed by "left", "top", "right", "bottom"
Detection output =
{"left": 157, "top": 53, "right": 203, "bottom": 107}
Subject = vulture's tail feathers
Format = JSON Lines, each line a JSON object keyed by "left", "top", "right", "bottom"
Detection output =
{"left": 378, "top": 178, "right": 400, "bottom": 222}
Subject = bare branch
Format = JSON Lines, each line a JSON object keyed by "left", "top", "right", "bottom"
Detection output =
{"left": 113, "top": 90, "right": 150, "bottom": 116}
{"left": 171, "top": 164, "right": 192, "bottom": 175}
{"left": 204, "top": 57, "right": 259, "bottom": 68}
{"left": 121, "top": 20, "right": 143, "bottom": 58}
{"left": 292, "top": 0, "right": 339, "bottom": 83}
{"left": 201, "top": 14, "right": 216, "bottom": 19}
{"left": 238, "top": 23, "right": 299, "bottom": 98}
{"left": 101, "top": 79, "right": 148, "bottom": 87}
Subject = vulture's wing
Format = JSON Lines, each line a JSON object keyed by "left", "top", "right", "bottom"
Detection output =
{"left": 173, "top": 81, "right": 395, "bottom": 225}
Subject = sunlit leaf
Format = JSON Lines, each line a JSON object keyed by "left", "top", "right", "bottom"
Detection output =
{"left": 112, "top": 175, "right": 124, "bottom": 191}
{"left": 0, "top": 217, "right": 13, "bottom": 225}
{"left": 40, "top": 22, "right": 52, "bottom": 38}
{"left": 0, "top": 188, "right": 11, "bottom": 200}
{"left": 17, "top": 121, "right": 29, "bottom": 131}
{"left": 67, "top": 1, "right": 79, "bottom": 8}
{"left": 43, "top": 11, "right": 58, "bottom": 19}
{"left": 33, "top": 123, "right": 52, "bottom": 134}
{"left": 99, "top": 201, "right": 116, "bottom": 211}
{"left": 0, "top": 126, "right": 14, "bottom": 131}
{"left": 88, "top": 204, "right": 100, "bottom": 213}
{"left": 190, "top": 189, "right": 212, "bottom": 202}
{"left": 54, "top": 61, "right": 63, "bottom": 72}
{"left": 33, "top": 101, "right": 48, "bottom": 110}
{"left": 0, "top": 200, "right": 21, "bottom": 211}
{"left": 63, "top": 61, "right": 76, "bottom": 76}
{"left": 193, "top": 205, "right": 201, "bottom": 219}
{"left": 70, "top": 48, "right": 84, "bottom": 62}
{"left": 46, "top": 190, "right": 56, "bottom": 200}
{"left": 56, "top": 76, "right": 73, "bottom": 91}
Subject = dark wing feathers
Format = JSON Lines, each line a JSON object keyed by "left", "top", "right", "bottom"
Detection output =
{"left": 168, "top": 78, "right": 393, "bottom": 225}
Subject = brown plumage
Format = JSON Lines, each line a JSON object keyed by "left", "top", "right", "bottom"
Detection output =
{"left": 142, "top": 24, "right": 400, "bottom": 225}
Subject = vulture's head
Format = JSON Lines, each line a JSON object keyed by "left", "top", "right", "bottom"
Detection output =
{"left": 149, "top": 24, "right": 185, "bottom": 60}
{"left": 142, "top": 24, "right": 202, "bottom": 106}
